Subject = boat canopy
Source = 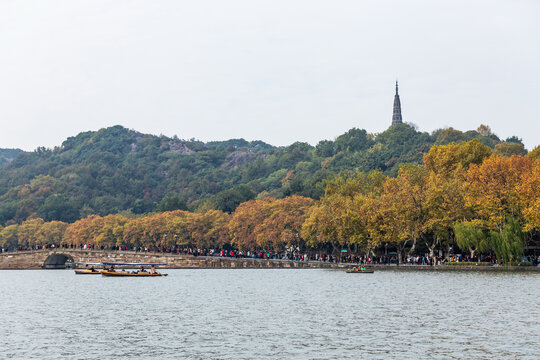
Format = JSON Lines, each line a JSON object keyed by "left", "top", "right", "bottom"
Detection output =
{"left": 102, "top": 262, "right": 166, "bottom": 266}
{"left": 75, "top": 262, "right": 103, "bottom": 266}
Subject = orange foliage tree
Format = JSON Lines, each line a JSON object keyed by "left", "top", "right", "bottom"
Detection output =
{"left": 230, "top": 196, "right": 314, "bottom": 252}
{"left": 518, "top": 161, "right": 540, "bottom": 231}
{"left": 464, "top": 155, "right": 531, "bottom": 231}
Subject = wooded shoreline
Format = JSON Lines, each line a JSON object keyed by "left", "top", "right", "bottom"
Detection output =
{"left": 2, "top": 139, "right": 540, "bottom": 267}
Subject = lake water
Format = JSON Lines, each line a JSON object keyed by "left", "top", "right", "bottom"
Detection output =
{"left": 0, "top": 269, "right": 538, "bottom": 359}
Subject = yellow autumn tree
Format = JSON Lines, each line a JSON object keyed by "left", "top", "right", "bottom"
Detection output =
{"left": 188, "top": 210, "right": 230, "bottom": 249}
{"left": 464, "top": 155, "right": 531, "bottom": 231}
{"left": 302, "top": 171, "right": 384, "bottom": 253}
{"left": 378, "top": 165, "right": 429, "bottom": 259}
{"left": 40, "top": 221, "right": 69, "bottom": 245}
{"left": 63, "top": 215, "right": 104, "bottom": 246}
{"left": 518, "top": 161, "right": 540, "bottom": 231}
{"left": 0, "top": 224, "right": 19, "bottom": 249}
{"left": 94, "top": 214, "right": 129, "bottom": 247}
{"left": 229, "top": 197, "right": 274, "bottom": 251}
{"left": 423, "top": 139, "right": 492, "bottom": 176}
{"left": 18, "top": 218, "right": 45, "bottom": 247}
{"left": 255, "top": 195, "right": 314, "bottom": 251}
{"left": 423, "top": 173, "right": 467, "bottom": 256}
{"left": 122, "top": 217, "right": 147, "bottom": 247}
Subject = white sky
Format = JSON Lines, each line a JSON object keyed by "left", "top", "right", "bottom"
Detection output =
{"left": 0, "top": 0, "right": 539, "bottom": 151}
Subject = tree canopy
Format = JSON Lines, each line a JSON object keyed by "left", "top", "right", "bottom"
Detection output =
{"left": 0, "top": 124, "right": 527, "bottom": 226}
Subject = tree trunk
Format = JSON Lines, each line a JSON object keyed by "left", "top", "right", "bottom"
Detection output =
{"left": 397, "top": 240, "right": 410, "bottom": 265}
{"left": 408, "top": 237, "right": 417, "bottom": 256}
{"left": 427, "top": 238, "right": 438, "bottom": 258}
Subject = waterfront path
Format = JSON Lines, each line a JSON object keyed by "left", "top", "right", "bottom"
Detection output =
{"left": 0, "top": 249, "right": 347, "bottom": 270}
{"left": 1, "top": 249, "right": 539, "bottom": 271}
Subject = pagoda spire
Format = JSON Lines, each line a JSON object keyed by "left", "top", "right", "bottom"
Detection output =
{"left": 391, "top": 80, "right": 403, "bottom": 126}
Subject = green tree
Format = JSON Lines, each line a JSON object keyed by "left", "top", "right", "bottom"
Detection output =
{"left": 434, "top": 127, "right": 466, "bottom": 145}
{"left": 493, "top": 142, "right": 526, "bottom": 157}
{"left": 488, "top": 218, "right": 526, "bottom": 265}
{"left": 454, "top": 221, "right": 489, "bottom": 259}
{"left": 334, "top": 128, "right": 373, "bottom": 153}
{"left": 213, "top": 185, "right": 255, "bottom": 213}
{"left": 505, "top": 136, "right": 523, "bottom": 145}
{"left": 156, "top": 196, "right": 187, "bottom": 212}
{"left": 315, "top": 140, "right": 336, "bottom": 157}
{"left": 38, "top": 195, "right": 79, "bottom": 223}
{"left": 132, "top": 199, "right": 156, "bottom": 214}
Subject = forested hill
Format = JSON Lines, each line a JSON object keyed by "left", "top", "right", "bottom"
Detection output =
{"left": 0, "top": 148, "right": 24, "bottom": 165}
{"left": 0, "top": 124, "right": 526, "bottom": 225}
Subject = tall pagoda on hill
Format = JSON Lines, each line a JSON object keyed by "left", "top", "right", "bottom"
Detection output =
{"left": 391, "top": 80, "right": 403, "bottom": 126}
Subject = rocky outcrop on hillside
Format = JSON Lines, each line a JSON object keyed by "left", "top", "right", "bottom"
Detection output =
{"left": 166, "top": 140, "right": 195, "bottom": 155}
{"left": 222, "top": 151, "right": 266, "bottom": 170}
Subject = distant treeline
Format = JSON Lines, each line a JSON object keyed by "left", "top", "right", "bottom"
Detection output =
{"left": 0, "top": 124, "right": 527, "bottom": 225}
{"left": 2, "top": 140, "right": 538, "bottom": 265}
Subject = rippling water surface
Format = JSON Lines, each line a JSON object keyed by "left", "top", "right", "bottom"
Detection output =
{"left": 1, "top": 269, "right": 538, "bottom": 359}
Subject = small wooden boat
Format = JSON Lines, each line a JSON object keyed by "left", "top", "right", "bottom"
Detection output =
{"left": 101, "top": 270, "right": 167, "bottom": 277}
{"left": 346, "top": 268, "right": 374, "bottom": 273}
{"left": 74, "top": 269, "right": 103, "bottom": 275}
{"left": 74, "top": 262, "right": 104, "bottom": 274}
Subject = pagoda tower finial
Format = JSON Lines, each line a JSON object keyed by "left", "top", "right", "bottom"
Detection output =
{"left": 391, "top": 80, "right": 402, "bottom": 126}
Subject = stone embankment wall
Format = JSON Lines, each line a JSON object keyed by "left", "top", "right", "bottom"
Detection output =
{"left": 0, "top": 250, "right": 346, "bottom": 270}
{"left": 1, "top": 250, "right": 538, "bottom": 271}
{"left": 0, "top": 251, "right": 50, "bottom": 269}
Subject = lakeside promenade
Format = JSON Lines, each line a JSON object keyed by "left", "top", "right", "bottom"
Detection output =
{"left": 1, "top": 248, "right": 539, "bottom": 271}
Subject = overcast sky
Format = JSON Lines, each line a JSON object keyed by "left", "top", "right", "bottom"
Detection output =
{"left": 0, "top": 0, "right": 539, "bottom": 151}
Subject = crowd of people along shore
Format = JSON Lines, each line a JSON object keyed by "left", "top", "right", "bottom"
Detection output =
{"left": 3, "top": 243, "right": 540, "bottom": 266}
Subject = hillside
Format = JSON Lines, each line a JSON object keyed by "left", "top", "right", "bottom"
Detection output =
{"left": 0, "top": 148, "right": 24, "bottom": 165}
{"left": 0, "top": 124, "right": 525, "bottom": 225}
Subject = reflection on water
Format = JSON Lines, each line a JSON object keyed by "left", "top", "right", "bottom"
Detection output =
{"left": 0, "top": 269, "right": 538, "bottom": 359}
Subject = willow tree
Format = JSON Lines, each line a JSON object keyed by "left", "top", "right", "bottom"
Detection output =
{"left": 454, "top": 221, "right": 489, "bottom": 259}
{"left": 488, "top": 218, "right": 526, "bottom": 265}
